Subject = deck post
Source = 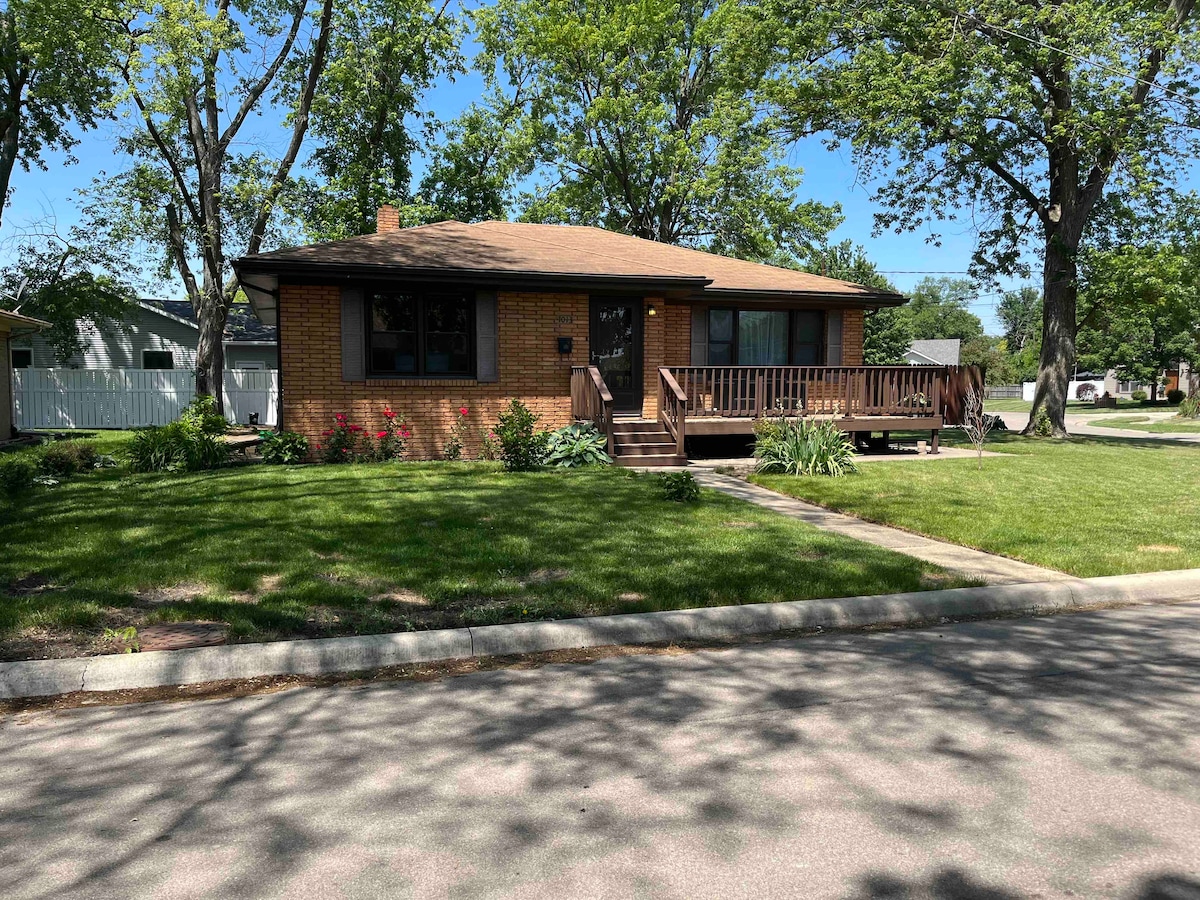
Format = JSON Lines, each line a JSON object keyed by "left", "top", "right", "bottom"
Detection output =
{"left": 930, "top": 429, "right": 940, "bottom": 454}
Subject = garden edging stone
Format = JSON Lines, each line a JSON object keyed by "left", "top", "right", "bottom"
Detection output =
{"left": 3, "top": 569, "right": 1199, "bottom": 699}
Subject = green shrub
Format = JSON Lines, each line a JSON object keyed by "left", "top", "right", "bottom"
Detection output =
{"left": 179, "top": 394, "right": 228, "bottom": 435}
{"left": 126, "top": 422, "right": 229, "bottom": 473}
{"left": 496, "top": 400, "right": 549, "bottom": 471}
{"left": 1166, "top": 388, "right": 1185, "bottom": 405}
{"left": 658, "top": 470, "right": 700, "bottom": 502}
{"left": 1032, "top": 408, "right": 1054, "bottom": 437}
{"left": 260, "top": 430, "right": 310, "bottom": 464}
{"left": 0, "top": 456, "right": 37, "bottom": 499}
{"left": 37, "top": 441, "right": 99, "bottom": 478}
{"left": 545, "top": 423, "right": 611, "bottom": 467}
{"left": 1131, "top": 389, "right": 1148, "bottom": 402}
{"left": 753, "top": 417, "right": 859, "bottom": 476}
{"left": 1179, "top": 394, "right": 1200, "bottom": 419}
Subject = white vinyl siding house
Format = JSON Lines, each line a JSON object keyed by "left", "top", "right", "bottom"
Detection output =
{"left": 10, "top": 300, "right": 277, "bottom": 370}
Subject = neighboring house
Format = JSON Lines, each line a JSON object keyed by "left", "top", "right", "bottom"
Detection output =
{"left": 9, "top": 299, "right": 277, "bottom": 371}
{"left": 905, "top": 339, "right": 961, "bottom": 366}
{"left": 234, "top": 210, "right": 962, "bottom": 464}
{"left": 1, "top": 309, "right": 50, "bottom": 440}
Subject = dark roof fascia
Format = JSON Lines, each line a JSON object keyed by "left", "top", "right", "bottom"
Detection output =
{"left": 233, "top": 258, "right": 710, "bottom": 294}
{"left": 693, "top": 288, "right": 909, "bottom": 308}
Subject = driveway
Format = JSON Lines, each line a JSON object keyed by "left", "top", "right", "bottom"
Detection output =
{"left": 2, "top": 603, "right": 1199, "bottom": 899}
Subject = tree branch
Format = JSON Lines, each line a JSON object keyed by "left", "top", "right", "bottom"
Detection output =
{"left": 217, "top": 1, "right": 306, "bottom": 155}
{"left": 242, "top": 0, "right": 334, "bottom": 263}
{"left": 1079, "top": 0, "right": 1197, "bottom": 216}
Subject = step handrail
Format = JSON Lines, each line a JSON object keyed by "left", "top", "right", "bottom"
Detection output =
{"left": 571, "top": 365, "right": 615, "bottom": 456}
{"left": 658, "top": 367, "right": 687, "bottom": 457}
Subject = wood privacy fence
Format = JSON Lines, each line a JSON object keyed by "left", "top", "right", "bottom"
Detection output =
{"left": 13, "top": 368, "right": 279, "bottom": 430}
{"left": 985, "top": 384, "right": 1023, "bottom": 399}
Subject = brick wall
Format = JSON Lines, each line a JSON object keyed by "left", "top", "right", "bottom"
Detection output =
{"left": 641, "top": 297, "right": 667, "bottom": 418}
{"left": 279, "top": 284, "right": 874, "bottom": 458}
{"left": 279, "top": 285, "right": 589, "bottom": 459}
{"left": 843, "top": 309, "right": 865, "bottom": 365}
{"left": 663, "top": 302, "right": 691, "bottom": 366}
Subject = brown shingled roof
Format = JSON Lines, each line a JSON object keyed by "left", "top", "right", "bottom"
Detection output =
{"left": 236, "top": 220, "right": 903, "bottom": 304}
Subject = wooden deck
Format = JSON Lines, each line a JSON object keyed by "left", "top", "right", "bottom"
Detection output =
{"left": 680, "top": 413, "right": 943, "bottom": 437}
{"left": 573, "top": 364, "right": 969, "bottom": 465}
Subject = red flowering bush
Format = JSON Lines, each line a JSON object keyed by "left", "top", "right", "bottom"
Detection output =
{"left": 321, "top": 408, "right": 408, "bottom": 463}
{"left": 479, "top": 429, "right": 502, "bottom": 461}
{"left": 321, "top": 413, "right": 360, "bottom": 463}
{"left": 370, "top": 408, "right": 410, "bottom": 461}
{"left": 444, "top": 405, "right": 472, "bottom": 460}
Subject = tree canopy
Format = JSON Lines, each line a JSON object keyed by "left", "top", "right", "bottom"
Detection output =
{"left": 0, "top": 0, "right": 117, "bottom": 229}
{"left": 464, "top": 0, "right": 840, "bottom": 259}
{"left": 1077, "top": 241, "right": 1200, "bottom": 396}
{"left": 765, "top": 0, "right": 1200, "bottom": 433}
{"left": 0, "top": 224, "right": 134, "bottom": 360}
{"left": 91, "top": 0, "right": 338, "bottom": 406}
{"left": 902, "top": 278, "right": 985, "bottom": 344}
{"left": 291, "top": 0, "right": 462, "bottom": 240}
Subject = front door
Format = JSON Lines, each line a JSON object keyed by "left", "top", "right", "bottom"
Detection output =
{"left": 589, "top": 298, "right": 642, "bottom": 412}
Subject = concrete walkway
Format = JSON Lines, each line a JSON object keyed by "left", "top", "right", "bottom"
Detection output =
{"left": 691, "top": 471, "right": 1073, "bottom": 585}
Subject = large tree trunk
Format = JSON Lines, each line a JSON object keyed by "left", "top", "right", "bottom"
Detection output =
{"left": 194, "top": 290, "right": 228, "bottom": 412}
{"left": 1024, "top": 231, "right": 1078, "bottom": 437}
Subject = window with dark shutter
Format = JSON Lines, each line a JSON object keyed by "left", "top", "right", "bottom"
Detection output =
{"left": 367, "top": 288, "right": 475, "bottom": 378}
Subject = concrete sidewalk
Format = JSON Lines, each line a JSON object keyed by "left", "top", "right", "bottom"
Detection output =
{"left": 691, "top": 471, "right": 1070, "bottom": 585}
{"left": 4, "top": 568, "right": 1200, "bottom": 700}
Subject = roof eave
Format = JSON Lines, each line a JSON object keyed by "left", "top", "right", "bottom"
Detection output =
{"left": 232, "top": 257, "right": 710, "bottom": 296}
{"left": 0, "top": 310, "right": 51, "bottom": 335}
{"left": 695, "top": 288, "right": 909, "bottom": 307}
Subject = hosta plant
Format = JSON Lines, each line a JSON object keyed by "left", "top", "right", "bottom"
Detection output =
{"left": 260, "top": 431, "right": 310, "bottom": 464}
{"left": 545, "top": 423, "right": 611, "bottom": 467}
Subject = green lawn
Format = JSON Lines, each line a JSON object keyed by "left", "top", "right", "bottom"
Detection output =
{"left": 985, "top": 398, "right": 1178, "bottom": 414}
{"left": 752, "top": 433, "right": 1200, "bottom": 578}
{"left": 0, "top": 445, "right": 970, "bottom": 660}
{"left": 1087, "top": 416, "right": 1200, "bottom": 434}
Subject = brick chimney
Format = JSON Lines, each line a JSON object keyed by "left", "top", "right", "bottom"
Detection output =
{"left": 376, "top": 204, "right": 400, "bottom": 233}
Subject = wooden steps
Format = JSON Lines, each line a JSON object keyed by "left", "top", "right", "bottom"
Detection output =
{"left": 610, "top": 420, "right": 685, "bottom": 467}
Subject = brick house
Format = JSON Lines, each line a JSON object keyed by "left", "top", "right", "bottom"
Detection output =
{"left": 234, "top": 211, "right": 949, "bottom": 464}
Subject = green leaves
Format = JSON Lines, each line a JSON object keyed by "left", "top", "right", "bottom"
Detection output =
{"left": 766, "top": 0, "right": 1200, "bottom": 272}
{"left": 460, "top": 0, "right": 839, "bottom": 258}
{"left": 1077, "top": 211, "right": 1200, "bottom": 383}
{"left": 0, "top": 0, "right": 119, "bottom": 227}
{"left": 293, "top": 0, "right": 464, "bottom": 240}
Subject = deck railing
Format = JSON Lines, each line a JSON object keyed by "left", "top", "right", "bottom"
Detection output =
{"left": 570, "top": 365, "right": 615, "bottom": 455}
{"left": 663, "top": 366, "right": 947, "bottom": 419}
{"left": 658, "top": 368, "right": 688, "bottom": 456}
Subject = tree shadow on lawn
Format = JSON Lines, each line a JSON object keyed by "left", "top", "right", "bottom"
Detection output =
{"left": 0, "top": 464, "right": 960, "bottom": 655}
{"left": 1, "top": 604, "right": 1197, "bottom": 897}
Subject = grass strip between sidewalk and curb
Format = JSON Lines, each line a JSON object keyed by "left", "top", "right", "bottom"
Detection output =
{"left": 3, "top": 569, "right": 1199, "bottom": 702}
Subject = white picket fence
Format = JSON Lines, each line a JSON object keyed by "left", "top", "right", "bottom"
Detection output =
{"left": 13, "top": 368, "right": 278, "bottom": 430}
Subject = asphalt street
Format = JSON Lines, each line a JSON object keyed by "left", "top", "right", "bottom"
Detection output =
{"left": 2, "top": 602, "right": 1199, "bottom": 899}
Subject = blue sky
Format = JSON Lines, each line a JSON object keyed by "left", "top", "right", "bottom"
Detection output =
{"left": 2, "top": 53, "right": 1032, "bottom": 334}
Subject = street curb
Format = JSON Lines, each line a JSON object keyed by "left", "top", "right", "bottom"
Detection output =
{"left": 3, "top": 570, "right": 1199, "bottom": 699}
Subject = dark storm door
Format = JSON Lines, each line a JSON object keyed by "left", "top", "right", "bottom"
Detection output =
{"left": 590, "top": 298, "right": 643, "bottom": 412}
